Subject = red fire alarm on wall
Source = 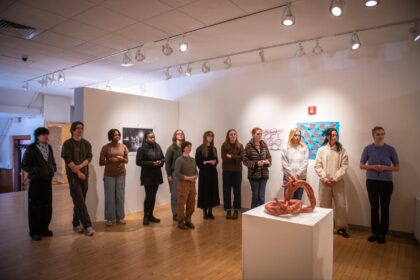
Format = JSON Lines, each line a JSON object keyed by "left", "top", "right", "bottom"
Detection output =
{"left": 308, "top": 106, "right": 317, "bottom": 115}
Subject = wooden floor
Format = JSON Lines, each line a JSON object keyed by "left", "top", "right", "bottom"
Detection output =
{"left": 0, "top": 186, "right": 418, "bottom": 280}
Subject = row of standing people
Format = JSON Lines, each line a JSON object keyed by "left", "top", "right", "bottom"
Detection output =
{"left": 22, "top": 122, "right": 398, "bottom": 244}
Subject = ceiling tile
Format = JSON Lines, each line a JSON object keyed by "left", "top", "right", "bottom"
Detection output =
{"left": 160, "top": 0, "right": 197, "bottom": 8}
{"left": 19, "top": 0, "right": 96, "bottom": 17}
{"left": 143, "top": 10, "right": 204, "bottom": 35}
{"left": 72, "top": 42, "right": 117, "bottom": 57}
{"left": 93, "top": 33, "right": 138, "bottom": 50}
{"left": 51, "top": 19, "right": 107, "bottom": 41}
{"left": 117, "top": 22, "right": 168, "bottom": 43}
{"left": 33, "top": 31, "right": 85, "bottom": 49}
{"left": 179, "top": 0, "right": 245, "bottom": 25}
{"left": 230, "top": 0, "right": 289, "bottom": 13}
{"left": 101, "top": 0, "right": 172, "bottom": 21}
{"left": 74, "top": 5, "right": 136, "bottom": 32}
{"left": 0, "top": 2, "right": 66, "bottom": 30}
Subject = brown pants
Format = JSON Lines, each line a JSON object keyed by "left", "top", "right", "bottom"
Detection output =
{"left": 319, "top": 180, "right": 348, "bottom": 230}
{"left": 177, "top": 180, "right": 196, "bottom": 223}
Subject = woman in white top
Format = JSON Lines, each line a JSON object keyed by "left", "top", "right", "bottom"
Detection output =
{"left": 281, "top": 128, "right": 309, "bottom": 200}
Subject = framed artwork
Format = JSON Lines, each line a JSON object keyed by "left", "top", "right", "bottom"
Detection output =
{"left": 262, "top": 128, "right": 284, "bottom": 151}
{"left": 296, "top": 122, "right": 340, "bottom": 159}
{"left": 122, "top": 127, "right": 153, "bottom": 153}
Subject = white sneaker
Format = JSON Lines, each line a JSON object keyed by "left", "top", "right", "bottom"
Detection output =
{"left": 105, "top": 220, "right": 113, "bottom": 227}
{"left": 116, "top": 219, "right": 126, "bottom": 225}
{"left": 73, "top": 225, "right": 83, "bottom": 233}
{"left": 85, "top": 227, "right": 95, "bottom": 236}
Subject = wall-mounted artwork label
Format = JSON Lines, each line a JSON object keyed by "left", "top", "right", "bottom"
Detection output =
{"left": 308, "top": 106, "right": 317, "bottom": 115}
{"left": 296, "top": 122, "right": 340, "bottom": 159}
{"left": 262, "top": 128, "right": 284, "bottom": 151}
{"left": 122, "top": 127, "right": 153, "bottom": 153}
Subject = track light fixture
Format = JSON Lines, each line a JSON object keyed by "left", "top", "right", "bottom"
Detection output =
{"left": 162, "top": 39, "right": 173, "bottom": 56}
{"left": 259, "top": 49, "right": 265, "bottom": 62}
{"left": 121, "top": 51, "right": 133, "bottom": 67}
{"left": 164, "top": 68, "right": 172, "bottom": 80}
{"left": 201, "top": 61, "right": 210, "bottom": 73}
{"left": 312, "top": 40, "right": 323, "bottom": 55}
{"left": 179, "top": 34, "right": 189, "bottom": 53}
{"left": 37, "top": 76, "right": 47, "bottom": 87}
{"left": 22, "top": 81, "right": 28, "bottom": 91}
{"left": 105, "top": 82, "right": 111, "bottom": 91}
{"left": 295, "top": 42, "right": 305, "bottom": 57}
{"left": 409, "top": 23, "right": 420, "bottom": 42}
{"left": 281, "top": 3, "right": 295, "bottom": 26}
{"left": 186, "top": 64, "right": 192, "bottom": 77}
{"left": 58, "top": 71, "right": 65, "bottom": 82}
{"left": 177, "top": 65, "right": 184, "bottom": 75}
{"left": 364, "top": 0, "right": 380, "bottom": 7}
{"left": 224, "top": 56, "right": 232, "bottom": 69}
{"left": 135, "top": 46, "right": 146, "bottom": 62}
{"left": 47, "top": 73, "right": 56, "bottom": 85}
{"left": 350, "top": 32, "right": 361, "bottom": 50}
{"left": 330, "top": 0, "right": 344, "bottom": 17}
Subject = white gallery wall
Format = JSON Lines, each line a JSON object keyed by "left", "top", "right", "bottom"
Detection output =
{"left": 147, "top": 40, "right": 420, "bottom": 234}
{"left": 74, "top": 88, "right": 179, "bottom": 222}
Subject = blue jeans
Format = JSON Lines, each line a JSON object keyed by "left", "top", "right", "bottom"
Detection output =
{"left": 223, "top": 171, "right": 242, "bottom": 210}
{"left": 169, "top": 172, "right": 177, "bottom": 216}
{"left": 103, "top": 176, "right": 125, "bottom": 221}
{"left": 249, "top": 179, "right": 268, "bottom": 208}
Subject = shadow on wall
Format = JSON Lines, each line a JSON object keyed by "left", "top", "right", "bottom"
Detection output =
{"left": 345, "top": 166, "right": 367, "bottom": 226}
{"left": 86, "top": 163, "right": 99, "bottom": 221}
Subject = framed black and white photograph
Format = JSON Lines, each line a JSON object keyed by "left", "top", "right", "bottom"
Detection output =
{"left": 122, "top": 127, "right": 153, "bottom": 153}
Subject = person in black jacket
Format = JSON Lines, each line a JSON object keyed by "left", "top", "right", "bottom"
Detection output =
{"left": 22, "top": 127, "right": 57, "bottom": 241}
{"left": 136, "top": 131, "right": 165, "bottom": 225}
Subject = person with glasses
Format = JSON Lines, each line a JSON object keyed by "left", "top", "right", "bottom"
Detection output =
{"left": 243, "top": 127, "right": 272, "bottom": 208}
{"left": 314, "top": 128, "right": 349, "bottom": 238}
{"left": 281, "top": 128, "right": 309, "bottom": 200}
{"left": 360, "top": 126, "right": 399, "bottom": 244}
{"left": 165, "top": 129, "right": 185, "bottom": 221}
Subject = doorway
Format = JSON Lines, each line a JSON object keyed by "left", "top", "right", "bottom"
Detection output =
{"left": 12, "top": 135, "right": 31, "bottom": 192}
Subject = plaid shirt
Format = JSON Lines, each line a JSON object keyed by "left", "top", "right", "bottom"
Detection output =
{"left": 281, "top": 144, "right": 309, "bottom": 180}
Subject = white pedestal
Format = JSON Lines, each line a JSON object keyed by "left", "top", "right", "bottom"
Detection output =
{"left": 242, "top": 206, "right": 333, "bottom": 280}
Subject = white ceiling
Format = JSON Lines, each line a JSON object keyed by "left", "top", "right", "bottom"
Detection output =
{"left": 0, "top": 0, "right": 419, "bottom": 97}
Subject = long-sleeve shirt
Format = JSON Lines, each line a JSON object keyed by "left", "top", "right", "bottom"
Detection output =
{"left": 165, "top": 144, "right": 182, "bottom": 177}
{"left": 314, "top": 144, "right": 348, "bottom": 182}
{"left": 243, "top": 140, "right": 272, "bottom": 180}
{"left": 61, "top": 138, "right": 93, "bottom": 178}
{"left": 281, "top": 144, "right": 309, "bottom": 180}
{"left": 221, "top": 142, "right": 244, "bottom": 172}
{"left": 174, "top": 155, "right": 198, "bottom": 182}
{"left": 99, "top": 143, "right": 128, "bottom": 177}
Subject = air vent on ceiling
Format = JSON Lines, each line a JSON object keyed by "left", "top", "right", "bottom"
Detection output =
{"left": 0, "top": 19, "right": 41, "bottom": 40}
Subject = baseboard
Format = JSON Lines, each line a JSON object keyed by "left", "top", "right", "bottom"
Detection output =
{"left": 348, "top": 224, "right": 416, "bottom": 241}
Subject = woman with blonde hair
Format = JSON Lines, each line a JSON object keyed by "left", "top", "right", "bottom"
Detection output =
{"left": 281, "top": 128, "right": 309, "bottom": 200}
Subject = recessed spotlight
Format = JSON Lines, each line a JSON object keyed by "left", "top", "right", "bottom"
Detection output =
{"left": 224, "top": 56, "right": 232, "bottom": 69}
{"left": 281, "top": 4, "right": 295, "bottom": 26}
{"left": 364, "top": 0, "right": 379, "bottom": 7}
{"left": 330, "top": 0, "right": 344, "bottom": 17}
{"left": 121, "top": 51, "right": 133, "bottom": 67}
{"left": 179, "top": 35, "right": 189, "bottom": 53}
{"left": 350, "top": 32, "right": 361, "bottom": 50}
{"left": 162, "top": 39, "right": 173, "bottom": 56}
{"left": 135, "top": 46, "right": 145, "bottom": 62}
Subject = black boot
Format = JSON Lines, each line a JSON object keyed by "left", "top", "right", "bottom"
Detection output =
{"left": 149, "top": 213, "right": 160, "bottom": 223}
{"left": 143, "top": 213, "right": 150, "bottom": 225}
{"left": 208, "top": 207, "right": 215, "bottom": 219}
{"left": 203, "top": 208, "right": 208, "bottom": 220}
{"left": 232, "top": 209, "right": 239, "bottom": 220}
{"left": 226, "top": 209, "right": 232, "bottom": 219}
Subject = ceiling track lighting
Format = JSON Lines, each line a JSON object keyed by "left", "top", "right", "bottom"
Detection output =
{"left": 58, "top": 71, "right": 65, "bottom": 82}
{"left": 409, "top": 22, "right": 420, "bottom": 42}
{"left": 22, "top": 81, "right": 28, "bottom": 91}
{"left": 179, "top": 34, "right": 189, "bottom": 53}
{"left": 105, "top": 82, "right": 111, "bottom": 91}
{"left": 350, "top": 32, "right": 361, "bottom": 50}
{"left": 281, "top": 3, "right": 295, "bottom": 26}
{"left": 295, "top": 42, "right": 305, "bottom": 57}
{"left": 186, "top": 64, "right": 192, "bottom": 77}
{"left": 330, "top": 0, "right": 344, "bottom": 17}
{"left": 177, "top": 65, "right": 184, "bottom": 75}
{"left": 121, "top": 51, "right": 133, "bottom": 67}
{"left": 162, "top": 38, "right": 173, "bottom": 56}
{"left": 135, "top": 46, "right": 146, "bottom": 62}
{"left": 312, "top": 39, "right": 323, "bottom": 55}
{"left": 164, "top": 68, "right": 172, "bottom": 80}
{"left": 201, "top": 61, "right": 210, "bottom": 73}
{"left": 364, "top": 0, "right": 380, "bottom": 7}
{"left": 47, "top": 73, "right": 56, "bottom": 85}
{"left": 224, "top": 56, "right": 232, "bottom": 69}
{"left": 259, "top": 49, "right": 265, "bottom": 63}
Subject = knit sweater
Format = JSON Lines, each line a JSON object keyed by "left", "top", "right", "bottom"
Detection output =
{"left": 221, "top": 142, "right": 244, "bottom": 172}
{"left": 243, "top": 139, "right": 272, "bottom": 180}
{"left": 165, "top": 144, "right": 182, "bottom": 177}
{"left": 314, "top": 144, "right": 349, "bottom": 182}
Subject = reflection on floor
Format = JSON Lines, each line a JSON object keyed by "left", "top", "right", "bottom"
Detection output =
{"left": 0, "top": 185, "right": 418, "bottom": 280}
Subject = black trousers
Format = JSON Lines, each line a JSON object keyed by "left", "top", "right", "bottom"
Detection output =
{"left": 366, "top": 179, "right": 393, "bottom": 235}
{"left": 69, "top": 177, "right": 92, "bottom": 228}
{"left": 222, "top": 171, "right": 242, "bottom": 210}
{"left": 144, "top": 184, "right": 159, "bottom": 216}
{"left": 28, "top": 177, "right": 53, "bottom": 237}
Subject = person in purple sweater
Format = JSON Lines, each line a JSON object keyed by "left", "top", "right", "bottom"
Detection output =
{"left": 360, "top": 126, "right": 400, "bottom": 244}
